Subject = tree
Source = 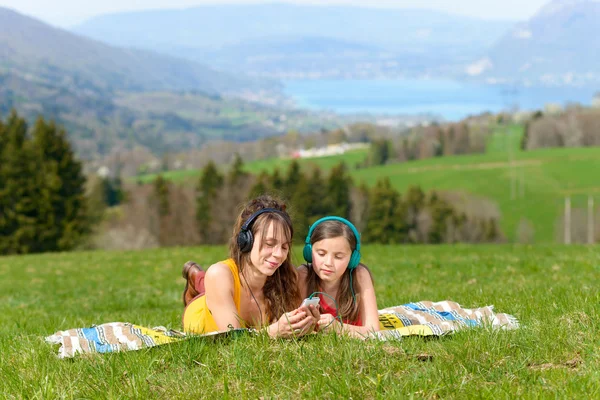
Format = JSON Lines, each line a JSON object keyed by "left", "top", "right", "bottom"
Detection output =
{"left": 32, "top": 117, "right": 89, "bottom": 251}
{"left": 0, "top": 111, "right": 40, "bottom": 254}
{"left": 306, "top": 166, "right": 329, "bottom": 221}
{"left": 427, "top": 192, "right": 458, "bottom": 244}
{"left": 367, "top": 139, "right": 392, "bottom": 166}
{"left": 284, "top": 160, "right": 302, "bottom": 198}
{"left": 227, "top": 153, "right": 248, "bottom": 185}
{"left": 196, "top": 160, "right": 223, "bottom": 244}
{"left": 248, "top": 170, "right": 271, "bottom": 199}
{"left": 153, "top": 175, "right": 170, "bottom": 217}
{"left": 364, "top": 178, "right": 404, "bottom": 244}
{"left": 290, "top": 175, "right": 311, "bottom": 243}
{"left": 402, "top": 186, "right": 426, "bottom": 243}
{"left": 270, "top": 167, "right": 284, "bottom": 193}
{"left": 326, "top": 162, "right": 353, "bottom": 219}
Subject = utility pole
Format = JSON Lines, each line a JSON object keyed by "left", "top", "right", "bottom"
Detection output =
{"left": 564, "top": 196, "right": 571, "bottom": 245}
{"left": 588, "top": 195, "right": 594, "bottom": 244}
{"left": 519, "top": 168, "right": 525, "bottom": 198}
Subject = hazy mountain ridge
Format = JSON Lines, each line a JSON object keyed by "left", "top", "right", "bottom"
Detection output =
{"left": 0, "top": 7, "right": 328, "bottom": 160}
{"left": 467, "top": 0, "right": 600, "bottom": 86}
{"left": 0, "top": 7, "right": 276, "bottom": 95}
{"left": 73, "top": 4, "right": 514, "bottom": 79}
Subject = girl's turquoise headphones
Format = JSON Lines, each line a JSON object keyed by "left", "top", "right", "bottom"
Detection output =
{"left": 302, "top": 216, "right": 361, "bottom": 270}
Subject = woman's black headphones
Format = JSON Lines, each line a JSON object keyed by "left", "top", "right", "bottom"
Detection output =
{"left": 237, "top": 208, "right": 287, "bottom": 253}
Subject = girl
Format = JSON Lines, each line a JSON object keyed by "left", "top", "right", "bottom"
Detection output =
{"left": 298, "top": 216, "right": 379, "bottom": 337}
{"left": 182, "top": 195, "right": 319, "bottom": 338}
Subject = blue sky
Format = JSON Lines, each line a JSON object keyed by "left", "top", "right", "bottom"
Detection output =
{"left": 1, "top": 0, "right": 551, "bottom": 27}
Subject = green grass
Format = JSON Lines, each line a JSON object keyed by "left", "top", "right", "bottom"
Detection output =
{"left": 135, "top": 124, "right": 600, "bottom": 243}
{"left": 134, "top": 149, "right": 369, "bottom": 184}
{"left": 1, "top": 245, "right": 599, "bottom": 398}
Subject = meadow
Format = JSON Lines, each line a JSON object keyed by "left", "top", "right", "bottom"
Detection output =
{"left": 138, "top": 124, "right": 600, "bottom": 243}
{"left": 1, "top": 244, "right": 598, "bottom": 398}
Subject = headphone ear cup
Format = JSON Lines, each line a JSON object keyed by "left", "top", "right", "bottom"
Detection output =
{"left": 303, "top": 243, "right": 313, "bottom": 263}
{"left": 237, "top": 230, "right": 254, "bottom": 253}
{"left": 348, "top": 250, "right": 361, "bottom": 270}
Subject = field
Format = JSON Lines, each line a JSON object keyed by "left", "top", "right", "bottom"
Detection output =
{"left": 135, "top": 125, "right": 600, "bottom": 243}
{"left": 1, "top": 245, "right": 599, "bottom": 398}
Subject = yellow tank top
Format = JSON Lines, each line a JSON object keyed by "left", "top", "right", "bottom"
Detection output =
{"left": 182, "top": 258, "right": 243, "bottom": 334}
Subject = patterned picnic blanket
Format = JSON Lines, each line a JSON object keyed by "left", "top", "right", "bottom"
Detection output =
{"left": 45, "top": 300, "right": 518, "bottom": 358}
{"left": 371, "top": 300, "right": 519, "bottom": 341}
{"left": 45, "top": 323, "right": 187, "bottom": 359}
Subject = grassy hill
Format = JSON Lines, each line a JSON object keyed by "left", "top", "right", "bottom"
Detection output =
{"left": 1, "top": 244, "right": 598, "bottom": 397}
{"left": 141, "top": 124, "right": 600, "bottom": 243}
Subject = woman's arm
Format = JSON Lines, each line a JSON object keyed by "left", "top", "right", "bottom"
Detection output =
{"left": 205, "top": 262, "right": 319, "bottom": 337}
{"left": 204, "top": 262, "right": 242, "bottom": 330}
{"left": 318, "top": 265, "right": 380, "bottom": 337}
{"left": 268, "top": 265, "right": 320, "bottom": 338}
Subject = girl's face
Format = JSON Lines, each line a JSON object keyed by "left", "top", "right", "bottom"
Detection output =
{"left": 311, "top": 236, "right": 352, "bottom": 283}
{"left": 249, "top": 221, "right": 290, "bottom": 277}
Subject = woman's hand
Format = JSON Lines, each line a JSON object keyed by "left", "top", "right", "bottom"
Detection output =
{"left": 268, "top": 305, "right": 319, "bottom": 338}
{"left": 317, "top": 313, "right": 341, "bottom": 332}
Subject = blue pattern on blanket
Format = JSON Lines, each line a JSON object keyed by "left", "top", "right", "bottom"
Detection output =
{"left": 403, "top": 303, "right": 478, "bottom": 327}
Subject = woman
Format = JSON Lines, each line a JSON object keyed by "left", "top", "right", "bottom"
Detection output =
{"left": 182, "top": 195, "right": 319, "bottom": 338}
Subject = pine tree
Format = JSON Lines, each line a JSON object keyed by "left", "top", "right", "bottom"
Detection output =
{"left": 368, "top": 139, "right": 391, "bottom": 166}
{"left": 427, "top": 192, "right": 458, "bottom": 244}
{"left": 306, "top": 166, "right": 329, "bottom": 221}
{"left": 196, "top": 160, "right": 223, "bottom": 244}
{"left": 284, "top": 159, "right": 302, "bottom": 199}
{"left": 0, "top": 111, "right": 40, "bottom": 254}
{"left": 227, "top": 153, "right": 248, "bottom": 185}
{"left": 326, "top": 162, "right": 353, "bottom": 219}
{"left": 153, "top": 175, "right": 170, "bottom": 217}
{"left": 290, "top": 175, "right": 311, "bottom": 243}
{"left": 32, "top": 117, "right": 89, "bottom": 251}
{"left": 403, "top": 186, "right": 426, "bottom": 243}
{"left": 364, "top": 177, "right": 403, "bottom": 244}
{"left": 270, "top": 167, "right": 284, "bottom": 193}
{"left": 248, "top": 170, "right": 271, "bottom": 199}
{"left": 0, "top": 116, "right": 7, "bottom": 251}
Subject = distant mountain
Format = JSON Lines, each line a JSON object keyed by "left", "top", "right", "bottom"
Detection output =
{"left": 72, "top": 4, "right": 514, "bottom": 79}
{"left": 0, "top": 7, "right": 323, "bottom": 160}
{"left": 466, "top": 0, "right": 600, "bottom": 86}
{"left": 0, "top": 7, "right": 275, "bottom": 95}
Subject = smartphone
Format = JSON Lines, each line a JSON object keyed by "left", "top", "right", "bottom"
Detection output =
{"left": 301, "top": 297, "right": 320, "bottom": 307}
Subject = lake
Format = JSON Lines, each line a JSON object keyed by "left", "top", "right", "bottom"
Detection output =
{"left": 283, "top": 79, "right": 599, "bottom": 121}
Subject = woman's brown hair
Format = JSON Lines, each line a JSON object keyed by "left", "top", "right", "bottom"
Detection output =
{"left": 229, "top": 195, "right": 301, "bottom": 323}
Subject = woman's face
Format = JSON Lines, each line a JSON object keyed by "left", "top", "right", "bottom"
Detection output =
{"left": 311, "top": 236, "right": 352, "bottom": 283}
{"left": 249, "top": 221, "right": 290, "bottom": 276}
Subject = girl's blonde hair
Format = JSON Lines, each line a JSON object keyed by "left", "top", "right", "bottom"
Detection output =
{"left": 305, "top": 220, "right": 371, "bottom": 323}
{"left": 229, "top": 195, "right": 300, "bottom": 323}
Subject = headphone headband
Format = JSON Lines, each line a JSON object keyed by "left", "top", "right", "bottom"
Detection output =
{"left": 240, "top": 208, "right": 283, "bottom": 232}
{"left": 303, "top": 216, "right": 361, "bottom": 269}
{"left": 304, "top": 216, "right": 361, "bottom": 251}
{"left": 237, "top": 207, "right": 287, "bottom": 253}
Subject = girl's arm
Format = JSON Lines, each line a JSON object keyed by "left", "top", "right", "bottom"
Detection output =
{"left": 296, "top": 264, "right": 310, "bottom": 298}
{"left": 319, "top": 264, "right": 380, "bottom": 337}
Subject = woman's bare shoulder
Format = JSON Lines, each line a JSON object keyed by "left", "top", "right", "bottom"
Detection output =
{"left": 205, "top": 262, "right": 235, "bottom": 281}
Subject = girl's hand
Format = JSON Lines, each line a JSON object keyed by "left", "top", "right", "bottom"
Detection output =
{"left": 317, "top": 313, "right": 341, "bottom": 332}
{"left": 268, "top": 308, "right": 317, "bottom": 338}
